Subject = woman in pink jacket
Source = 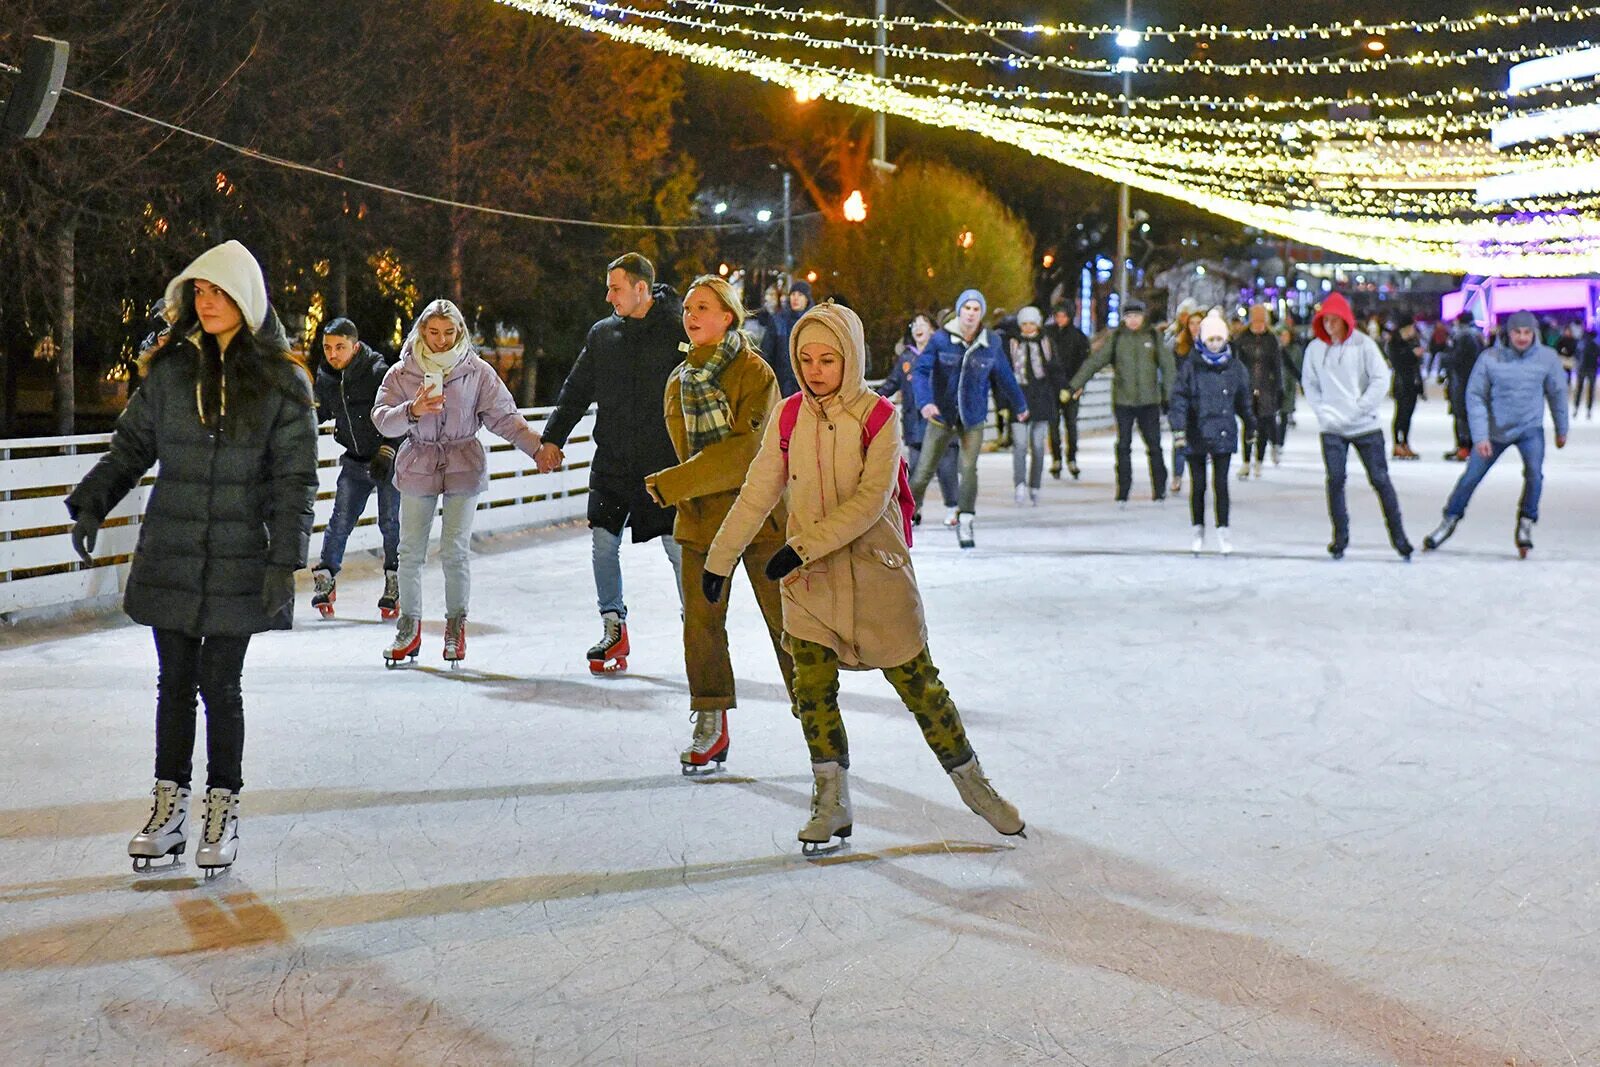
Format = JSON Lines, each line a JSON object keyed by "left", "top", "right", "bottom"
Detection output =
{"left": 372, "top": 299, "right": 542, "bottom": 666}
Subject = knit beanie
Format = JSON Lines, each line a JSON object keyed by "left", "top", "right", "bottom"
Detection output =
{"left": 1505, "top": 310, "right": 1538, "bottom": 332}
{"left": 1017, "top": 306, "right": 1043, "bottom": 328}
{"left": 954, "top": 288, "right": 987, "bottom": 318}
{"left": 1200, "top": 310, "right": 1231, "bottom": 353}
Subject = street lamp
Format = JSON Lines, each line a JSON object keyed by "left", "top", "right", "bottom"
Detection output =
{"left": 756, "top": 209, "right": 773, "bottom": 223}
{"left": 1114, "top": 3, "right": 1139, "bottom": 317}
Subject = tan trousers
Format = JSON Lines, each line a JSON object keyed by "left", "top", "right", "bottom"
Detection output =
{"left": 679, "top": 542, "right": 795, "bottom": 711}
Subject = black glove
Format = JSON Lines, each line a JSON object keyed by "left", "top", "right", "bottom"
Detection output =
{"left": 70, "top": 514, "right": 100, "bottom": 564}
{"left": 764, "top": 545, "right": 802, "bottom": 582}
{"left": 261, "top": 567, "right": 296, "bottom": 617}
{"left": 369, "top": 444, "right": 396, "bottom": 481}
{"left": 701, "top": 569, "right": 728, "bottom": 604}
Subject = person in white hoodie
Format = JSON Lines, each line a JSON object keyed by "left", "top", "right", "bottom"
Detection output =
{"left": 1301, "top": 292, "right": 1414, "bottom": 560}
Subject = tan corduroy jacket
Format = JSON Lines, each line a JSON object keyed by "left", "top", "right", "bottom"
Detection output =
{"left": 652, "top": 339, "right": 787, "bottom": 552}
{"left": 708, "top": 303, "right": 927, "bottom": 670}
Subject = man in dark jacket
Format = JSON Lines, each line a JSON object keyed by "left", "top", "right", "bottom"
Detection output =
{"left": 1044, "top": 302, "right": 1090, "bottom": 478}
{"left": 1233, "top": 304, "right": 1284, "bottom": 478}
{"left": 877, "top": 312, "right": 959, "bottom": 524}
{"left": 538, "top": 253, "right": 684, "bottom": 672}
{"left": 1444, "top": 312, "right": 1485, "bottom": 460}
{"left": 758, "top": 279, "right": 810, "bottom": 396}
{"left": 1068, "top": 298, "right": 1174, "bottom": 503}
{"left": 311, "top": 318, "right": 401, "bottom": 618}
{"left": 1385, "top": 321, "right": 1425, "bottom": 459}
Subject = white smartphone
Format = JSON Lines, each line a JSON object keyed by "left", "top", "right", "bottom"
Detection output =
{"left": 422, "top": 371, "right": 444, "bottom": 397}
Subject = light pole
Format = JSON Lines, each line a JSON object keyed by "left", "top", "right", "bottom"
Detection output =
{"left": 1114, "top": 4, "right": 1139, "bottom": 319}
{"left": 873, "top": 0, "right": 887, "bottom": 167}
{"left": 783, "top": 169, "right": 794, "bottom": 272}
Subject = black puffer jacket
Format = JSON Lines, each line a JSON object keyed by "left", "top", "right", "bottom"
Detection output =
{"left": 313, "top": 342, "right": 399, "bottom": 461}
{"left": 67, "top": 314, "right": 319, "bottom": 636}
{"left": 1168, "top": 349, "right": 1256, "bottom": 455}
{"left": 542, "top": 284, "right": 683, "bottom": 542}
{"left": 1234, "top": 328, "right": 1284, "bottom": 416}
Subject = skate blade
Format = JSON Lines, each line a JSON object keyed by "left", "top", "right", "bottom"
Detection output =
{"left": 384, "top": 654, "right": 418, "bottom": 669}
{"left": 380, "top": 608, "right": 399, "bottom": 620}
{"left": 131, "top": 853, "right": 185, "bottom": 874}
{"left": 316, "top": 606, "right": 335, "bottom": 619}
{"left": 801, "top": 838, "right": 850, "bottom": 858}
{"left": 198, "top": 864, "right": 232, "bottom": 881}
{"left": 680, "top": 760, "right": 727, "bottom": 778}
{"left": 589, "top": 657, "right": 627, "bottom": 675}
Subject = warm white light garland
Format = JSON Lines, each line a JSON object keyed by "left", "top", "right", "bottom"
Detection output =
{"left": 505, "top": 0, "right": 1600, "bottom": 274}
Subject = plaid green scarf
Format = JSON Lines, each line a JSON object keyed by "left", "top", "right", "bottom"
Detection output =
{"left": 679, "top": 332, "right": 743, "bottom": 453}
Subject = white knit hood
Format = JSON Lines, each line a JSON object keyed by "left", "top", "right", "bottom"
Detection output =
{"left": 163, "top": 240, "right": 269, "bottom": 331}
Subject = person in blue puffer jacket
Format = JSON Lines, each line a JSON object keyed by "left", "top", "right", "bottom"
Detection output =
{"left": 1169, "top": 310, "right": 1256, "bottom": 556}
{"left": 877, "top": 312, "right": 959, "bottom": 526}
{"left": 909, "top": 288, "right": 1029, "bottom": 548}
{"left": 1424, "top": 310, "right": 1569, "bottom": 556}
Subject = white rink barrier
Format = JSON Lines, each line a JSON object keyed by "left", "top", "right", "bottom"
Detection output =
{"left": 0, "top": 406, "right": 596, "bottom": 621}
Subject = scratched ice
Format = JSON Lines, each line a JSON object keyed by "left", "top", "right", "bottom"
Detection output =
{"left": 1, "top": 401, "right": 1596, "bottom": 1065}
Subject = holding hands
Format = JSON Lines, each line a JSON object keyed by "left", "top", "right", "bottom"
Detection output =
{"left": 534, "top": 442, "right": 565, "bottom": 474}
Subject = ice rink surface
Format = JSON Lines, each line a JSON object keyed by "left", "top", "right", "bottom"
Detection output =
{"left": 1, "top": 399, "right": 1596, "bottom": 1066}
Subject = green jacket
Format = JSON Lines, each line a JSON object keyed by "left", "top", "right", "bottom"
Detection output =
{"left": 1068, "top": 324, "right": 1175, "bottom": 407}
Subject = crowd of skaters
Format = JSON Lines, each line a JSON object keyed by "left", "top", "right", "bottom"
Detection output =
{"left": 63, "top": 238, "right": 1575, "bottom": 876}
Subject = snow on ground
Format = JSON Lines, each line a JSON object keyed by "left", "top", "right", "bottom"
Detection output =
{"left": 1, "top": 396, "right": 1596, "bottom": 1066}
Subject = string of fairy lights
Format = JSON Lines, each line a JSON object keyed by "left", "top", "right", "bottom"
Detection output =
{"left": 499, "top": 0, "right": 1600, "bottom": 273}
{"left": 613, "top": 0, "right": 1600, "bottom": 42}
{"left": 565, "top": 0, "right": 1597, "bottom": 77}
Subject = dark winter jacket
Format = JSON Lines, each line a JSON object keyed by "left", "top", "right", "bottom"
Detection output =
{"left": 758, "top": 280, "right": 811, "bottom": 397}
{"left": 1279, "top": 336, "right": 1304, "bottom": 415}
{"left": 313, "top": 342, "right": 398, "bottom": 461}
{"left": 1169, "top": 349, "right": 1255, "bottom": 455}
{"left": 66, "top": 315, "right": 319, "bottom": 636}
{"left": 912, "top": 323, "right": 1028, "bottom": 429}
{"left": 1579, "top": 333, "right": 1599, "bottom": 374}
{"left": 1385, "top": 332, "right": 1424, "bottom": 392}
{"left": 1234, "top": 328, "right": 1284, "bottom": 416}
{"left": 1068, "top": 323, "right": 1174, "bottom": 408}
{"left": 1447, "top": 323, "right": 1485, "bottom": 387}
{"left": 1045, "top": 320, "right": 1091, "bottom": 384}
{"left": 1006, "top": 332, "right": 1069, "bottom": 420}
{"left": 876, "top": 341, "right": 934, "bottom": 446}
{"left": 541, "top": 284, "right": 683, "bottom": 542}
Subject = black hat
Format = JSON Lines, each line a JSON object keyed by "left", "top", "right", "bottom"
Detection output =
{"left": 1123, "top": 299, "right": 1147, "bottom": 315}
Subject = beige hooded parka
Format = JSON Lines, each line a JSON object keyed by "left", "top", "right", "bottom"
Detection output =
{"left": 707, "top": 303, "right": 928, "bottom": 669}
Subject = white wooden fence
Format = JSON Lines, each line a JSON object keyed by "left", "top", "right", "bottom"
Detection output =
{"left": 0, "top": 407, "right": 596, "bottom": 621}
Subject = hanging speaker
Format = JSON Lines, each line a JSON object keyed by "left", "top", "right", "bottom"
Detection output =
{"left": 2, "top": 36, "right": 70, "bottom": 140}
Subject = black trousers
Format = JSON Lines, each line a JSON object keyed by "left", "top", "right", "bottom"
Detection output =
{"left": 153, "top": 629, "right": 251, "bottom": 792}
{"left": 1113, "top": 404, "right": 1167, "bottom": 501}
{"left": 1575, "top": 367, "right": 1597, "bottom": 412}
{"left": 1188, "top": 452, "right": 1232, "bottom": 527}
{"left": 1047, "top": 397, "right": 1080, "bottom": 466}
{"left": 1448, "top": 378, "right": 1472, "bottom": 450}
{"left": 1393, "top": 379, "right": 1420, "bottom": 444}
{"left": 1319, "top": 431, "right": 1409, "bottom": 551}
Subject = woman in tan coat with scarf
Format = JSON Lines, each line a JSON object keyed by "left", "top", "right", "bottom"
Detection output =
{"left": 703, "top": 302, "right": 1025, "bottom": 855}
{"left": 646, "top": 276, "right": 795, "bottom": 775}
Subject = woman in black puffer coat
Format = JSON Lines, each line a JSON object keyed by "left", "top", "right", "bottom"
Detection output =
{"left": 1168, "top": 310, "right": 1256, "bottom": 555}
{"left": 66, "top": 240, "right": 318, "bottom": 877}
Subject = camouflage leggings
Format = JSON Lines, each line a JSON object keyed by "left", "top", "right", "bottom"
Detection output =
{"left": 789, "top": 637, "right": 974, "bottom": 771}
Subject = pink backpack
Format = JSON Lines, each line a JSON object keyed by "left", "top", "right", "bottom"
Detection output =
{"left": 777, "top": 393, "right": 915, "bottom": 547}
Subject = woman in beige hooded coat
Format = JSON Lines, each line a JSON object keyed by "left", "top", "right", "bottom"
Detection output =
{"left": 704, "top": 302, "right": 1025, "bottom": 854}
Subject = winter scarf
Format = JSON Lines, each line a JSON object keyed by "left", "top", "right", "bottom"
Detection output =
{"left": 1011, "top": 334, "right": 1049, "bottom": 382}
{"left": 1200, "top": 344, "right": 1231, "bottom": 368}
{"left": 679, "top": 331, "right": 743, "bottom": 453}
{"left": 406, "top": 299, "right": 473, "bottom": 377}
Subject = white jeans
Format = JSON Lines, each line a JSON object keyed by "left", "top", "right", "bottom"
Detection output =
{"left": 398, "top": 492, "right": 478, "bottom": 618}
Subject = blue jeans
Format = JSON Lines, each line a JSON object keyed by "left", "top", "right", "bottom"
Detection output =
{"left": 1320, "top": 431, "right": 1409, "bottom": 550}
{"left": 318, "top": 456, "right": 401, "bottom": 574}
{"left": 1444, "top": 431, "right": 1545, "bottom": 521}
{"left": 593, "top": 525, "right": 684, "bottom": 618}
{"left": 1010, "top": 419, "right": 1050, "bottom": 489}
{"left": 398, "top": 492, "right": 477, "bottom": 618}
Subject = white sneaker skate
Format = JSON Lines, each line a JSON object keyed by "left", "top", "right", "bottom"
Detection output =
{"left": 1270, "top": 443, "right": 1282, "bottom": 465}
{"left": 1516, "top": 516, "right": 1535, "bottom": 559}
{"left": 1014, "top": 484, "right": 1028, "bottom": 506}
{"left": 1216, "top": 527, "right": 1233, "bottom": 556}
{"left": 194, "top": 787, "right": 239, "bottom": 879}
{"left": 948, "top": 755, "right": 1025, "bottom": 836}
{"left": 942, "top": 506, "right": 959, "bottom": 527}
{"left": 681, "top": 709, "right": 729, "bottom": 776}
{"left": 1252, "top": 459, "right": 1263, "bottom": 478}
{"left": 956, "top": 512, "right": 975, "bottom": 549}
{"left": 1028, "top": 487, "right": 1039, "bottom": 506}
{"left": 129, "top": 780, "right": 190, "bottom": 872}
{"left": 1190, "top": 525, "right": 1205, "bottom": 556}
{"left": 799, "top": 761, "right": 853, "bottom": 856}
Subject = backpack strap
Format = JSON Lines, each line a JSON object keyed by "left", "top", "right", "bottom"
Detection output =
{"left": 777, "top": 393, "right": 805, "bottom": 471}
{"left": 860, "top": 395, "right": 895, "bottom": 450}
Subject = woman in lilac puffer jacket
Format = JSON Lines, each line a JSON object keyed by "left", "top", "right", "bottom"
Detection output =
{"left": 371, "top": 298, "right": 543, "bottom": 666}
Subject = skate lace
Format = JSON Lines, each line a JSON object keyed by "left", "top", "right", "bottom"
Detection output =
{"left": 142, "top": 787, "right": 175, "bottom": 834}
{"left": 605, "top": 616, "right": 622, "bottom": 643}
{"left": 688, "top": 710, "right": 720, "bottom": 751}
{"left": 445, "top": 614, "right": 465, "bottom": 651}
{"left": 314, "top": 572, "right": 334, "bottom": 594}
{"left": 392, "top": 617, "right": 419, "bottom": 649}
{"left": 202, "top": 792, "right": 235, "bottom": 844}
{"left": 810, "top": 774, "right": 838, "bottom": 818}
{"left": 383, "top": 573, "right": 399, "bottom": 596}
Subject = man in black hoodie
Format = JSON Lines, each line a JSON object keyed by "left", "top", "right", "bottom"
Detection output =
{"left": 538, "top": 253, "right": 684, "bottom": 673}
{"left": 311, "top": 318, "right": 401, "bottom": 618}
